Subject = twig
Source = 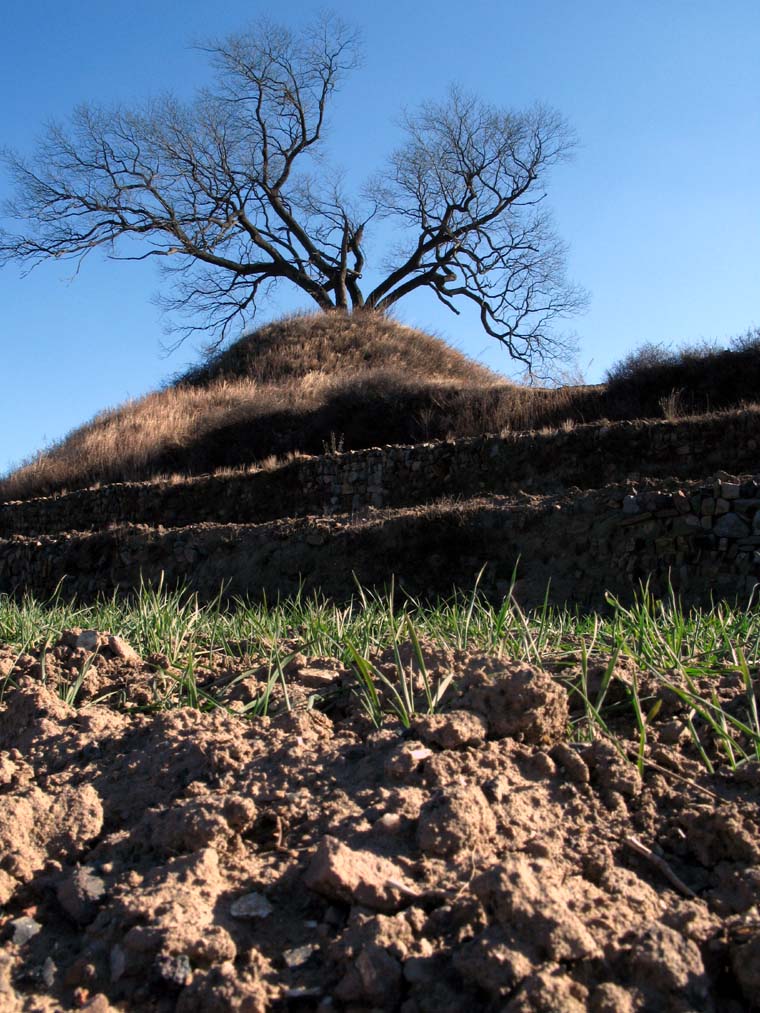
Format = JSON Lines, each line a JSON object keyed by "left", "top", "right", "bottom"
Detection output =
{"left": 274, "top": 814, "right": 285, "bottom": 850}
{"left": 386, "top": 878, "right": 422, "bottom": 899}
{"left": 626, "top": 751, "right": 723, "bottom": 802}
{"left": 624, "top": 835, "right": 696, "bottom": 898}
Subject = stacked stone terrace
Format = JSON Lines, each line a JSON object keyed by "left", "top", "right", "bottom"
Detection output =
{"left": 2, "top": 409, "right": 760, "bottom": 608}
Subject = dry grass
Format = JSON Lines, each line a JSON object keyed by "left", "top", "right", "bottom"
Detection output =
{"left": 2, "top": 310, "right": 606, "bottom": 502}
{"left": 179, "top": 308, "right": 501, "bottom": 388}
{"left": 604, "top": 327, "right": 760, "bottom": 419}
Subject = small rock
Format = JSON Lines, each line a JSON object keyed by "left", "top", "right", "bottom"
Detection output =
{"left": 304, "top": 836, "right": 415, "bottom": 912}
{"left": 375, "top": 813, "right": 403, "bottom": 833}
{"left": 106, "top": 635, "right": 141, "bottom": 664}
{"left": 41, "top": 957, "right": 57, "bottom": 988}
{"left": 230, "top": 892, "right": 273, "bottom": 920}
{"left": 283, "top": 986, "right": 323, "bottom": 1000}
{"left": 154, "top": 953, "right": 192, "bottom": 988}
{"left": 659, "top": 719, "right": 687, "bottom": 745}
{"left": 714, "top": 514, "right": 750, "bottom": 539}
{"left": 11, "top": 916, "right": 41, "bottom": 945}
{"left": 482, "top": 775, "right": 512, "bottom": 803}
{"left": 57, "top": 866, "right": 106, "bottom": 924}
{"left": 282, "top": 944, "right": 317, "bottom": 968}
{"left": 75, "top": 630, "right": 101, "bottom": 652}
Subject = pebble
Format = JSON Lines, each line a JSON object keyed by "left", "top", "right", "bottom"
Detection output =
{"left": 284, "top": 986, "right": 323, "bottom": 999}
{"left": 154, "top": 953, "right": 192, "bottom": 987}
{"left": 75, "top": 630, "right": 100, "bottom": 652}
{"left": 11, "top": 916, "right": 41, "bottom": 945}
{"left": 41, "top": 957, "right": 56, "bottom": 988}
{"left": 106, "top": 635, "right": 141, "bottom": 663}
{"left": 282, "top": 944, "right": 317, "bottom": 968}
{"left": 230, "top": 891, "right": 273, "bottom": 919}
{"left": 376, "top": 812, "right": 403, "bottom": 833}
{"left": 57, "top": 866, "right": 107, "bottom": 924}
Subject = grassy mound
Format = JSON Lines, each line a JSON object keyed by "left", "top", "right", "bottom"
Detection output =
{"left": 5, "top": 312, "right": 760, "bottom": 503}
{"left": 0, "top": 311, "right": 596, "bottom": 501}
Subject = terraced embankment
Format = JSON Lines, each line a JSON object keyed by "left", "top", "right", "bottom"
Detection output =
{"left": 2, "top": 410, "right": 760, "bottom": 607}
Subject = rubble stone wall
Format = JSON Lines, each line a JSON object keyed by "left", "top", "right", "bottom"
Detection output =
{"left": 2, "top": 410, "right": 760, "bottom": 538}
{"left": 2, "top": 476, "right": 760, "bottom": 608}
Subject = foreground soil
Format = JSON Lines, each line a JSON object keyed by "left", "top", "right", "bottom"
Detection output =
{"left": 1, "top": 633, "right": 759, "bottom": 1011}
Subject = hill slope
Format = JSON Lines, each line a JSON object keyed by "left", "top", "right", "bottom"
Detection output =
{"left": 4, "top": 312, "right": 760, "bottom": 503}
{"left": 0, "top": 311, "right": 597, "bottom": 501}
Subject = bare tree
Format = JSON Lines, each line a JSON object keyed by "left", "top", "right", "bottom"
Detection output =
{"left": 0, "top": 13, "right": 586, "bottom": 372}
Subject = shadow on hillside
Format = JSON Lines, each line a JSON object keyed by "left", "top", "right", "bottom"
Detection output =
{"left": 147, "top": 378, "right": 607, "bottom": 477}
{"left": 4, "top": 313, "right": 760, "bottom": 501}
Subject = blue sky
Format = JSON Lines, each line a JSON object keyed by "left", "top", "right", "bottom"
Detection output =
{"left": 1, "top": 0, "right": 758, "bottom": 475}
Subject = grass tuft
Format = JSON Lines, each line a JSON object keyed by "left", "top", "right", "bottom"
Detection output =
{"left": 1, "top": 579, "right": 759, "bottom": 774}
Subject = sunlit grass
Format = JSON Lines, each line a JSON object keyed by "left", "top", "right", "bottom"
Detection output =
{"left": 1, "top": 577, "right": 759, "bottom": 771}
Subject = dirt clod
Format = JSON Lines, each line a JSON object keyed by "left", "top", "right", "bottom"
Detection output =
{"left": 0, "top": 637, "right": 758, "bottom": 1010}
{"left": 416, "top": 785, "right": 496, "bottom": 856}
{"left": 450, "top": 658, "right": 569, "bottom": 745}
{"left": 304, "top": 836, "right": 414, "bottom": 912}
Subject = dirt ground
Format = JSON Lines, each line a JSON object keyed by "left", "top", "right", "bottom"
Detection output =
{"left": 0, "top": 633, "right": 759, "bottom": 1012}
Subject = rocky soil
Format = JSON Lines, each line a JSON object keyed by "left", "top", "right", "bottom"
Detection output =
{"left": 1, "top": 633, "right": 759, "bottom": 1011}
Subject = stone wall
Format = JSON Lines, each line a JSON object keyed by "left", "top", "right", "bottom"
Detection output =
{"left": 603, "top": 475, "right": 760, "bottom": 600}
{"left": 2, "top": 475, "right": 760, "bottom": 608}
{"left": 3, "top": 409, "right": 760, "bottom": 538}
{"left": 3, "top": 409, "right": 760, "bottom": 607}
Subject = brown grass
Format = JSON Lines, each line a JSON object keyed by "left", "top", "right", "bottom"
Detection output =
{"left": 2, "top": 310, "right": 608, "bottom": 502}
{"left": 6, "top": 311, "right": 760, "bottom": 503}
{"left": 603, "top": 327, "right": 760, "bottom": 419}
{"left": 180, "top": 308, "right": 501, "bottom": 388}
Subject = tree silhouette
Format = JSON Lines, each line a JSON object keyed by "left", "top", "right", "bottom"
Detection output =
{"left": 0, "top": 14, "right": 586, "bottom": 372}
